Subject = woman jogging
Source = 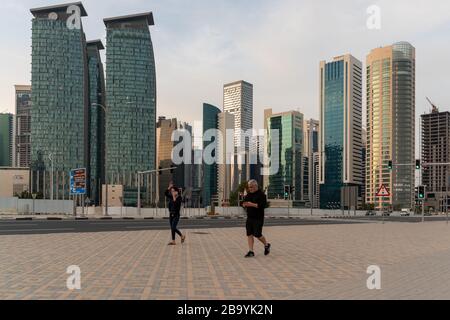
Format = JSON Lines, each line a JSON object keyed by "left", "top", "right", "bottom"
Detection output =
{"left": 165, "top": 182, "right": 186, "bottom": 245}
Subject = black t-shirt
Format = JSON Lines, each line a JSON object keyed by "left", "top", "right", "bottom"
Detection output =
{"left": 243, "top": 190, "right": 267, "bottom": 220}
{"left": 165, "top": 190, "right": 182, "bottom": 216}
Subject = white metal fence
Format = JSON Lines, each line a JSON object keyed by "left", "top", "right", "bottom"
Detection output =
{"left": 0, "top": 197, "right": 367, "bottom": 217}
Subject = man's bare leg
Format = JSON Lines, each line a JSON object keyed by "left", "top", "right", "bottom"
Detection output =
{"left": 248, "top": 236, "right": 255, "bottom": 252}
{"left": 257, "top": 236, "right": 268, "bottom": 246}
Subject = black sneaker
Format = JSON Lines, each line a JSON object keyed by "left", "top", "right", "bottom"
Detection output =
{"left": 245, "top": 251, "right": 255, "bottom": 258}
{"left": 264, "top": 244, "right": 271, "bottom": 256}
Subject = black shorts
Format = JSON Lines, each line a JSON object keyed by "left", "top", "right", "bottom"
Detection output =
{"left": 246, "top": 219, "right": 264, "bottom": 238}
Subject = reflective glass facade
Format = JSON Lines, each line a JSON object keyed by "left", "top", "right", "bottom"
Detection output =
{"left": 0, "top": 114, "right": 13, "bottom": 167}
{"left": 87, "top": 41, "right": 105, "bottom": 204}
{"left": 320, "top": 60, "right": 345, "bottom": 208}
{"left": 30, "top": 4, "right": 89, "bottom": 199}
{"left": 266, "top": 111, "right": 304, "bottom": 200}
{"left": 104, "top": 13, "right": 156, "bottom": 187}
{"left": 319, "top": 55, "right": 363, "bottom": 209}
{"left": 202, "top": 103, "right": 221, "bottom": 207}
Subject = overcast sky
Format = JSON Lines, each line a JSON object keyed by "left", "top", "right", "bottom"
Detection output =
{"left": 1, "top": 0, "right": 450, "bottom": 133}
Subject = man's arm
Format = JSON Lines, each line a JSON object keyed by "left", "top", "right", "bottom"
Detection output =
{"left": 246, "top": 193, "right": 266, "bottom": 209}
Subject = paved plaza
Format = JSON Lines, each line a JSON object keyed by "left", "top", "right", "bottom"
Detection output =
{"left": 1, "top": 221, "right": 450, "bottom": 300}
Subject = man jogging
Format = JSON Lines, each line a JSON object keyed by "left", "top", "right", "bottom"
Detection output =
{"left": 165, "top": 182, "right": 186, "bottom": 246}
{"left": 242, "top": 180, "right": 271, "bottom": 258}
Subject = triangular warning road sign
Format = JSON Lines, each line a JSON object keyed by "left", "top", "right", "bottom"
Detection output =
{"left": 376, "top": 185, "right": 390, "bottom": 197}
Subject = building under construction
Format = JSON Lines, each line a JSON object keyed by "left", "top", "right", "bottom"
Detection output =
{"left": 421, "top": 100, "right": 450, "bottom": 212}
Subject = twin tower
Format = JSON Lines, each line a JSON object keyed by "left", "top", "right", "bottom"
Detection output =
{"left": 30, "top": 2, "right": 157, "bottom": 203}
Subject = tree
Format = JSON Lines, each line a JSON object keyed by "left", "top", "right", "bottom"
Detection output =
{"left": 229, "top": 181, "right": 249, "bottom": 207}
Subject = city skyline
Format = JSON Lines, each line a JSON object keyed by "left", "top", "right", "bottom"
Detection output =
{"left": 1, "top": 0, "right": 449, "bottom": 145}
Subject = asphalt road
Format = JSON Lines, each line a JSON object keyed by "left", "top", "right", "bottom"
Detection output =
{"left": 0, "top": 218, "right": 366, "bottom": 236}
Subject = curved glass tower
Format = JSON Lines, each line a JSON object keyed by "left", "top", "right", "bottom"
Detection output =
{"left": 104, "top": 13, "right": 156, "bottom": 191}
{"left": 30, "top": 2, "right": 89, "bottom": 199}
{"left": 366, "top": 42, "right": 416, "bottom": 210}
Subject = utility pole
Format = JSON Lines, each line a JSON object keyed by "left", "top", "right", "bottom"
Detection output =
{"left": 49, "top": 153, "right": 54, "bottom": 201}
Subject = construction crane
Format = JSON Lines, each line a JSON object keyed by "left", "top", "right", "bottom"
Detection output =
{"left": 426, "top": 97, "right": 439, "bottom": 113}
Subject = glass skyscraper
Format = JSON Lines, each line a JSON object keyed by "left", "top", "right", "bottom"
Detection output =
{"left": 0, "top": 113, "right": 14, "bottom": 167}
{"left": 264, "top": 109, "right": 304, "bottom": 201}
{"left": 202, "top": 103, "right": 221, "bottom": 207}
{"left": 319, "top": 54, "right": 363, "bottom": 209}
{"left": 104, "top": 13, "right": 156, "bottom": 188}
{"left": 366, "top": 42, "right": 416, "bottom": 210}
{"left": 86, "top": 40, "right": 106, "bottom": 204}
{"left": 30, "top": 3, "right": 89, "bottom": 199}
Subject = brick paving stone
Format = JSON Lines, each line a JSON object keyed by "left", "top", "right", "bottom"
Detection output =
{"left": 1, "top": 222, "right": 450, "bottom": 299}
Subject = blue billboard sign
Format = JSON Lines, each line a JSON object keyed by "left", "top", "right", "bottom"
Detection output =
{"left": 70, "top": 168, "right": 86, "bottom": 195}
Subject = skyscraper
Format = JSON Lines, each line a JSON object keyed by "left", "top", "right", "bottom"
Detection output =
{"left": 202, "top": 103, "right": 221, "bottom": 207}
{"left": 305, "top": 119, "right": 320, "bottom": 207}
{"left": 104, "top": 13, "right": 156, "bottom": 189}
{"left": 30, "top": 2, "right": 89, "bottom": 199}
{"left": 217, "top": 112, "right": 235, "bottom": 206}
{"left": 156, "top": 117, "right": 178, "bottom": 206}
{"left": 366, "top": 42, "right": 416, "bottom": 210}
{"left": 14, "top": 85, "right": 32, "bottom": 168}
{"left": 319, "top": 54, "right": 363, "bottom": 209}
{"left": 0, "top": 113, "right": 13, "bottom": 167}
{"left": 223, "top": 80, "right": 254, "bottom": 192}
{"left": 264, "top": 109, "right": 304, "bottom": 201}
{"left": 86, "top": 40, "right": 106, "bottom": 204}
{"left": 421, "top": 106, "right": 450, "bottom": 212}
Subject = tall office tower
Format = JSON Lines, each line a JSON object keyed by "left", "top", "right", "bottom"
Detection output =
{"left": 202, "top": 103, "right": 221, "bottom": 207}
{"left": 86, "top": 40, "right": 106, "bottom": 205}
{"left": 319, "top": 54, "right": 363, "bottom": 209}
{"left": 361, "top": 128, "right": 367, "bottom": 208}
{"left": 14, "top": 85, "right": 32, "bottom": 168}
{"left": 421, "top": 106, "right": 450, "bottom": 212}
{"left": 156, "top": 117, "right": 178, "bottom": 206}
{"left": 304, "top": 119, "right": 319, "bottom": 206}
{"left": 366, "top": 42, "right": 416, "bottom": 210}
{"left": 0, "top": 113, "right": 14, "bottom": 167}
{"left": 223, "top": 81, "right": 253, "bottom": 150}
{"left": 30, "top": 3, "right": 89, "bottom": 199}
{"left": 217, "top": 112, "right": 235, "bottom": 206}
{"left": 178, "top": 121, "right": 193, "bottom": 201}
{"left": 264, "top": 109, "right": 304, "bottom": 201}
{"left": 104, "top": 13, "right": 156, "bottom": 190}
{"left": 312, "top": 152, "right": 320, "bottom": 208}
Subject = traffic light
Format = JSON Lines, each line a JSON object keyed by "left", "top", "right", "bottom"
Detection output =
{"left": 418, "top": 186, "right": 425, "bottom": 199}
{"left": 416, "top": 160, "right": 421, "bottom": 170}
{"left": 388, "top": 160, "right": 393, "bottom": 170}
{"left": 284, "top": 185, "right": 290, "bottom": 199}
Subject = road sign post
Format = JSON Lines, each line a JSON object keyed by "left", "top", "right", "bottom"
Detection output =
{"left": 70, "top": 168, "right": 87, "bottom": 217}
{"left": 376, "top": 185, "right": 391, "bottom": 224}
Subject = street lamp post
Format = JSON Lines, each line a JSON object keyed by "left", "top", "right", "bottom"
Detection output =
{"left": 138, "top": 167, "right": 177, "bottom": 216}
{"left": 92, "top": 103, "right": 108, "bottom": 216}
